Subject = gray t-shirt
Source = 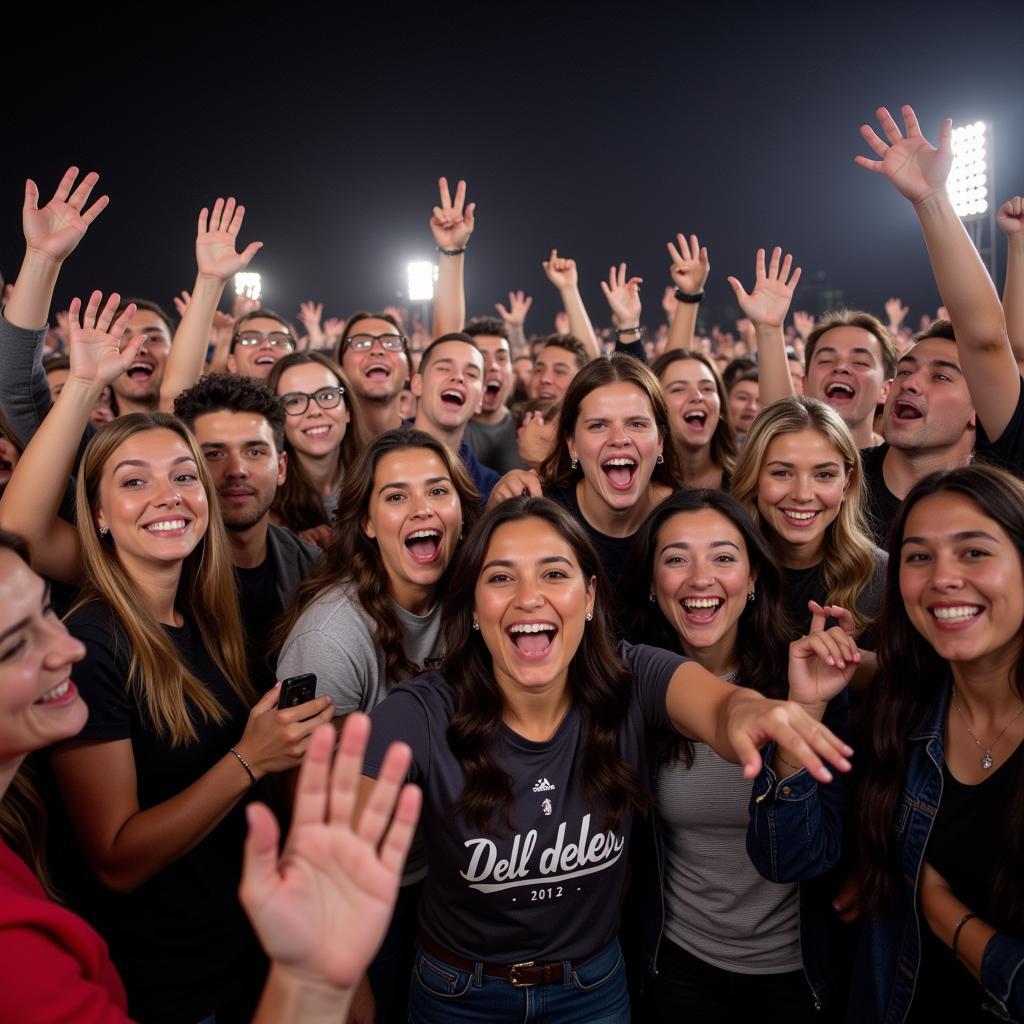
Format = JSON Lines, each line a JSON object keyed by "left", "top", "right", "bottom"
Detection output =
{"left": 463, "top": 412, "right": 524, "bottom": 475}
{"left": 363, "top": 641, "right": 684, "bottom": 962}
{"left": 658, "top": 737, "right": 801, "bottom": 973}
{"left": 277, "top": 583, "right": 443, "bottom": 885}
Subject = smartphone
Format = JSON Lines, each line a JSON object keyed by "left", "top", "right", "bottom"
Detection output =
{"left": 278, "top": 673, "right": 317, "bottom": 709}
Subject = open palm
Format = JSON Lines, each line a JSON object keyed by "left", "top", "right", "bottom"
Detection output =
{"left": 728, "top": 247, "right": 801, "bottom": 328}
{"left": 23, "top": 167, "right": 108, "bottom": 262}
{"left": 196, "top": 197, "right": 263, "bottom": 280}
{"left": 68, "top": 292, "right": 144, "bottom": 387}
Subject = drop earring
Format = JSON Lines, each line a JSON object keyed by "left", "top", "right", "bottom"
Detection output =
{"left": 648, "top": 591, "right": 656, "bottom": 603}
{"left": 747, "top": 590, "right": 756, "bottom": 603}
{"left": 571, "top": 457, "right": 579, "bottom": 471}
{"left": 656, "top": 453, "right": 664, "bottom": 465}
{"left": 472, "top": 619, "right": 480, "bottom": 630}
{"left": 585, "top": 611, "right": 593, "bottom": 622}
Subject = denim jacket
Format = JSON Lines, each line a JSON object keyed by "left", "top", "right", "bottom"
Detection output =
{"left": 634, "top": 694, "right": 850, "bottom": 1012}
{"left": 748, "top": 681, "right": 1024, "bottom": 1022}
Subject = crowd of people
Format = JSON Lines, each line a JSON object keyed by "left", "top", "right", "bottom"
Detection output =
{"left": 0, "top": 103, "right": 1022, "bottom": 1023}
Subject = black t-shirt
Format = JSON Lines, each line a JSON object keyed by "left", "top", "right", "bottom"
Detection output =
{"left": 859, "top": 443, "right": 900, "bottom": 549}
{"left": 363, "top": 641, "right": 684, "bottom": 962}
{"left": 910, "top": 739, "right": 1024, "bottom": 1022}
{"left": 63, "top": 602, "right": 265, "bottom": 1024}
{"left": 235, "top": 556, "right": 282, "bottom": 694}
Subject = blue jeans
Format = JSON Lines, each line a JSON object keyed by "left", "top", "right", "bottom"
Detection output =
{"left": 408, "top": 938, "right": 630, "bottom": 1023}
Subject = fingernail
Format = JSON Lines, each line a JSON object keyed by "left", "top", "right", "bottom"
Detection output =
{"left": 820, "top": 769, "right": 833, "bottom": 783}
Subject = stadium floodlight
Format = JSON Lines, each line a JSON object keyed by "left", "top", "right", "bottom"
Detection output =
{"left": 948, "top": 121, "right": 989, "bottom": 219}
{"left": 407, "top": 261, "right": 438, "bottom": 302}
{"left": 234, "top": 271, "right": 262, "bottom": 302}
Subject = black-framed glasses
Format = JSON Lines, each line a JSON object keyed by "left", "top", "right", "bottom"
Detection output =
{"left": 280, "top": 386, "right": 345, "bottom": 416}
{"left": 344, "top": 332, "right": 406, "bottom": 352}
{"left": 233, "top": 330, "right": 295, "bottom": 352}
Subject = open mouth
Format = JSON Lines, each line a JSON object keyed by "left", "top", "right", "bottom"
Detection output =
{"left": 780, "top": 508, "right": 820, "bottom": 527}
{"left": 893, "top": 400, "right": 923, "bottom": 421}
{"left": 404, "top": 528, "right": 442, "bottom": 563}
{"left": 602, "top": 457, "right": 637, "bottom": 490}
{"left": 440, "top": 389, "right": 466, "bottom": 409}
{"left": 34, "top": 679, "right": 77, "bottom": 705}
{"left": 127, "top": 361, "right": 155, "bottom": 382}
{"left": 254, "top": 355, "right": 277, "bottom": 366}
{"left": 682, "top": 410, "right": 707, "bottom": 431}
{"left": 681, "top": 596, "right": 723, "bottom": 622}
{"left": 507, "top": 622, "right": 558, "bottom": 656}
{"left": 365, "top": 364, "right": 391, "bottom": 380}
{"left": 302, "top": 424, "right": 333, "bottom": 439}
{"left": 930, "top": 605, "right": 982, "bottom": 624}
{"left": 485, "top": 380, "right": 502, "bottom": 397}
{"left": 825, "top": 382, "right": 855, "bottom": 401}
{"left": 144, "top": 518, "right": 189, "bottom": 535}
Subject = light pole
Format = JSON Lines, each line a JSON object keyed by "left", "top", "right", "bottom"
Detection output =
{"left": 948, "top": 121, "right": 996, "bottom": 279}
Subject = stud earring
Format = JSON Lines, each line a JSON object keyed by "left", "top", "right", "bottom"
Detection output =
{"left": 656, "top": 453, "right": 665, "bottom": 465}
{"left": 585, "top": 611, "right": 593, "bottom": 622}
{"left": 99, "top": 526, "right": 109, "bottom": 537}
{"left": 472, "top": 619, "right": 480, "bottom": 630}
{"left": 649, "top": 591, "right": 656, "bottom": 603}
{"left": 571, "top": 457, "right": 579, "bottom": 471}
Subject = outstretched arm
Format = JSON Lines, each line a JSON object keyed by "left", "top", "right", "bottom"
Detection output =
{"left": 0, "top": 293, "right": 143, "bottom": 583}
{"left": 665, "top": 233, "right": 710, "bottom": 351}
{"left": 727, "top": 246, "right": 801, "bottom": 404}
{"left": 542, "top": 250, "right": 599, "bottom": 358}
{"left": 159, "top": 197, "right": 262, "bottom": 410}
{"left": 856, "top": 105, "right": 1018, "bottom": 439}
{"left": 998, "top": 197, "right": 1024, "bottom": 365}
{"left": 431, "top": 177, "right": 475, "bottom": 337}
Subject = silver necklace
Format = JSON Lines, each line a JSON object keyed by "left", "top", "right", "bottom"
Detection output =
{"left": 951, "top": 687, "right": 1024, "bottom": 770}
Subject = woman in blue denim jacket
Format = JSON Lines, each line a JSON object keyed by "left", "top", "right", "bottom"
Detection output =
{"left": 624, "top": 489, "right": 858, "bottom": 1020}
{"left": 749, "top": 466, "right": 1024, "bottom": 1022}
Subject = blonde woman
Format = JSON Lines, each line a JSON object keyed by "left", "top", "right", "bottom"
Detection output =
{"left": 730, "top": 395, "right": 885, "bottom": 639}
{"left": 0, "top": 292, "right": 335, "bottom": 1023}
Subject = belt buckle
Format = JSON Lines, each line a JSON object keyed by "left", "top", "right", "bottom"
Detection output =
{"left": 509, "top": 961, "right": 536, "bottom": 987}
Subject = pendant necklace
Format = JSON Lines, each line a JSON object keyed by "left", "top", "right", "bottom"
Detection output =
{"left": 951, "top": 686, "right": 1024, "bottom": 770}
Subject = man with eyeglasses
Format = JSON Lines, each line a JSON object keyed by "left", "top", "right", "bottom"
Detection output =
{"left": 226, "top": 308, "right": 296, "bottom": 380}
{"left": 174, "top": 373, "right": 318, "bottom": 693}
{"left": 336, "top": 311, "right": 411, "bottom": 446}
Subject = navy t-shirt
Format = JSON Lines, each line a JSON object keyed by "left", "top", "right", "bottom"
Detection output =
{"left": 363, "top": 641, "right": 685, "bottom": 962}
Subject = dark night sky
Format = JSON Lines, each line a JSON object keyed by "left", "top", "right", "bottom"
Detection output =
{"left": 3, "top": 2, "right": 1022, "bottom": 335}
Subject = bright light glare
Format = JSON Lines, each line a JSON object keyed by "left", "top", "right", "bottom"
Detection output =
{"left": 407, "top": 261, "right": 438, "bottom": 302}
{"left": 234, "top": 272, "right": 261, "bottom": 301}
{"left": 948, "top": 121, "right": 990, "bottom": 218}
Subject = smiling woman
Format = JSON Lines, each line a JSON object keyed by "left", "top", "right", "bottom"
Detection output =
{"left": 359, "top": 495, "right": 853, "bottom": 1024}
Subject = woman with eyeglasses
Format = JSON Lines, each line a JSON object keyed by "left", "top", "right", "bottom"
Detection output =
{"left": 266, "top": 351, "right": 360, "bottom": 548}
{"left": 226, "top": 308, "right": 298, "bottom": 381}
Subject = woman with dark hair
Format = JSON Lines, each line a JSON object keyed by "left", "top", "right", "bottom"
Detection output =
{"left": 276, "top": 426, "right": 480, "bottom": 1022}
{"left": 0, "top": 406, "right": 23, "bottom": 497}
{"left": 0, "top": 293, "right": 335, "bottom": 1022}
{"left": 750, "top": 464, "right": 1024, "bottom": 1022}
{"left": 266, "top": 350, "right": 360, "bottom": 545}
{"left": 625, "top": 489, "right": 851, "bottom": 1019}
{"left": 360, "top": 495, "right": 852, "bottom": 1023}
{"left": 651, "top": 350, "right": 737, "bottom": 489}
{"left": 0, "top": 528, "right": 421, "bottom": 1022}
{"left": 489, "top": 354, "right": 682, "bottom": 625}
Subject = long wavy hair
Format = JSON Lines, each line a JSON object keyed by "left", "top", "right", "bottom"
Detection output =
{"left": 0, "top": 530, "right": 58, "bottom": 896}
{"left": 443, "top": 496, "right": 651, "bottom": 834}
{"left": 274, "top": 428, "right": 480, "bottom": 681}
{"left": 71, "top": 414, "right": 254, "bottom": 745}
{"left": 731, "top": 396, "right": 878, "bottom": 634}
{"left": 540, "top": 353, "right": 683, "bottom": 491}
{"left": 858, "top": 465, "right": 1024, "bottom": 931}
{"left": 651, "top": 349, "right": 738, "bottom": 482}
{"left": 624, "top": 489, "right": 793, "bottom": 765}
{"left": 266, "top": 352, "right": 361, "bottom": 532}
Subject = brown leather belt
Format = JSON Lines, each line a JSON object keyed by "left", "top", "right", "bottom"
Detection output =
{"left": 418, "top": 932, "right": 593, "bottom": 987}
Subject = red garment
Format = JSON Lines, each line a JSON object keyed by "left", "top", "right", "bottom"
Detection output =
{"left": 0, "top": 838, "right": 130, "bottom": 1022}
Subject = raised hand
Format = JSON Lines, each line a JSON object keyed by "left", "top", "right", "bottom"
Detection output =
{"left": 543, "top": 249, "right": 579, "bottom": 290}
{"left": 727, "top": 247, "right": 802, "bottom": 328}
{"left": 600, "top": 263, "right": 643, "bottom": 326}
{"left": 196, "top": 197, "right": 263, "bottom": 281}
{"left": 998, "top": 196, "right": 1024, "bottom": 236}
{"left": 324, "top": 317, "right": 346, "bottom": 341}
{"left": 788, "top": 602, "right": 861, "bottom": 713}
{"left": 496, "top": 290, "right": 533, "bottom": 326}
{"left": 855, "top": 104, "right": 953, "bottom": 206}
{"left": 299, "top": 301, "right": 323, "bottom": 329}
{"left": 23, "top": 167, "right": 109, "bottom": 263}
{"left": 554, "top": 310, "right": 571, "bottom": 335}
{"left": 792, "top": 310, "right": 815, "bottom": 341}
{"left": 667, "top": 233, "right": 710, "bottom": 294}
{"left": 172, "top": 290, "right": 192, "bottom": 318}
{"left": 67, "top": 292, "right": 144, "bottom": 388}
{"left": 430, "top": 177, "right": 475, "bottom": 250}
{"left": 240, "top": 716, "right": 420, "bottom": 991}
{"left": 885, "top": 297, "right": 909, "bottom": 327}
{"left": 662, "top": 286, "right": 678, "bottom": 319}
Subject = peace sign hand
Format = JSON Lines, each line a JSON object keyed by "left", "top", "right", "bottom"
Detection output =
{"left": 67, "top": 292, "right": 144, "bottom": 389}
{"left": 788, "top": 602, "right": 861, "bottom": 714}
{"left": 196, "top": 197, "right": 263, "bottom": 282}
{"left": 23, "top": 167, "right": 109, "bottom": 263}
{"left": 855, "top": 104, "right": 953, "bottom": 206}
{"left": 430, "top": 177, "right": 475, "bottom": 250}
